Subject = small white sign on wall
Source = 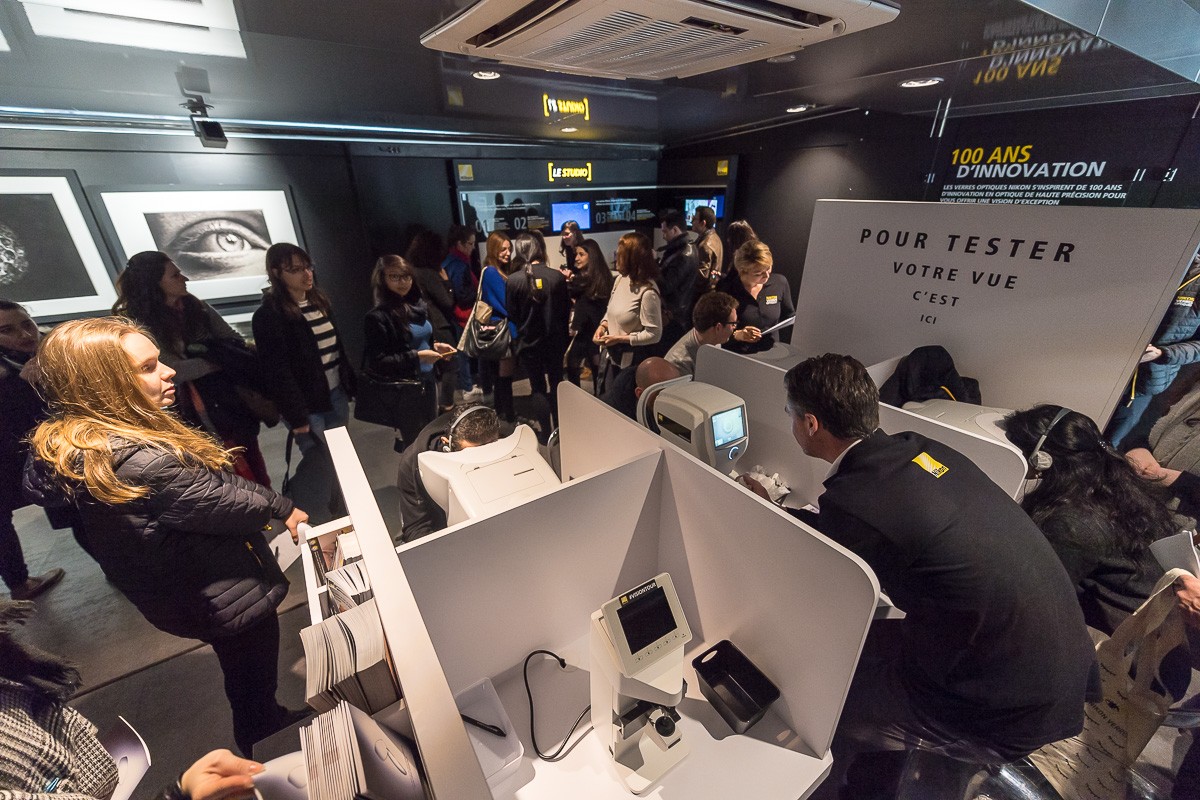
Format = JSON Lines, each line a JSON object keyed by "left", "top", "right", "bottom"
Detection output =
{"left": 795, "top": 200, "right": 1200, "bottom": 424}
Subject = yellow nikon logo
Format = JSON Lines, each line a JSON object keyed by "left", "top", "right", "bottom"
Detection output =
{"left": 912, "top": 452, "right": 949, "bottom": 478}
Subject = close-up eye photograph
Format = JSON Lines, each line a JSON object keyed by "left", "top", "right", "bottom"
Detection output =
{"left": 144, "top": 209, "right": 272, "bottom": 279}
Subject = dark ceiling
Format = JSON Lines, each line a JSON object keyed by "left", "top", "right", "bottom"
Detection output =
{"left": 0, "top": 0, "right": 1197, "bottom": 148}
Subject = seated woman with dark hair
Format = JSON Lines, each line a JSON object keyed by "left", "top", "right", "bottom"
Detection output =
{"left": 1004, "top": 404, "right": 1179, "bottom": 634}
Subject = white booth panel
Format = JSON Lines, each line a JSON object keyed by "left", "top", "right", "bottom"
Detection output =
{"left": 656, "top": 445, "right": 879, "bottom": 757}
{"left": 397, "top": 450, "right": 665, "bottom": 694}
{"left": 795, "top": 200, "right": 1200, "bottom": 424}
{"left": 325, "top": 428, "right": 492, "bottom": 800}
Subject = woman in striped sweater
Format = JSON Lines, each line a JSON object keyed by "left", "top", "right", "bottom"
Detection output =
{"left": 253, "top": 244, "right": 356, "bottom": 513}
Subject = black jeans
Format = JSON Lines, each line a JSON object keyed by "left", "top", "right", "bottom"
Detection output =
{"left": 209, "top": 612, "right": 286, "bottom": 756}
{"left": 0, "top": 506, "right": 29, "bottom": 590}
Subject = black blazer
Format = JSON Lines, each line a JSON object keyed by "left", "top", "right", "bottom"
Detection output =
{"left": 506, "top": 263, "right": 569, "bottom": 354}
{"left": 252, "top": 294, "right": 356, "bottom": 430}
{"left": 363, "top": 305, "right": 422, "bottom": 380}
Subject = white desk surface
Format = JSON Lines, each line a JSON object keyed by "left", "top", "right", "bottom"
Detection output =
{"left": 486, "top": 638, "right": 833, "bottom": 800}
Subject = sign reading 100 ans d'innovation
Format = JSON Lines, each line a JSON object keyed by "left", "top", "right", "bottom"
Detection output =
{"left": 793, "top": 200, "right": 1200, "bottom": 424}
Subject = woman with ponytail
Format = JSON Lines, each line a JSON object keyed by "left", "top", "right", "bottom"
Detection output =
{"left": 1004, "top": 404, "right": 1179, "bottom": 633}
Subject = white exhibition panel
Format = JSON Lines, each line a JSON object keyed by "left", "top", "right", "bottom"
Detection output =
{"left": 694, "top": 347, "right": 1030, "bottom": 503}
{"left": 559, "top": 383, "right": 879, "bottom": 757}
{"left": 324, "top": 428, "right": 493, "bottom": 800}
{"left": 694, "top": 345, "right": 828, "bottom": 507}
{"left": 396, "top": 450, "right": 666, "bottom": 695}
{"left": 655, "top": 443, "right": 879, "bottom": 757}
{"left": 795, "top": 200, "right": 1200, "bottom": 424}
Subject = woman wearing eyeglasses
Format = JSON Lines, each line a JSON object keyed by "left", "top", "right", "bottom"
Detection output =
{"left": 253, "top": 244, "right": 355, "bottom": 512}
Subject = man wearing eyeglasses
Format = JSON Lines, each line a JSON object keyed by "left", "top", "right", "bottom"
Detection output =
{"left": 663, "top": 291, "right": 737, "bottom": 376}
{"left": 742, "top": 354, "right": 1098, "bottom": 797}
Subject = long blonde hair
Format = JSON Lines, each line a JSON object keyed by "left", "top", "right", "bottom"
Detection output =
{"left": 30, "top": 317, "right": 233, "bottom": 504}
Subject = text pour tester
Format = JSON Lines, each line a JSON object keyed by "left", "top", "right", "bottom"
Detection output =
{"left": 859, "top": 228, "right": 1075, "bottom": 262}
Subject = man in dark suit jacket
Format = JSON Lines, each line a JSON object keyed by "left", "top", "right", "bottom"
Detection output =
{"left": 743, "top": 354, "right": 1097, "bottom": 790}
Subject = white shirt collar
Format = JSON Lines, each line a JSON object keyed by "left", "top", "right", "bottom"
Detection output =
{"left": 826, "top": 437, "right": 865, "bottom": 479}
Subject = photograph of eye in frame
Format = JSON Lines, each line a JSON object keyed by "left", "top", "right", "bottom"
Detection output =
{"left": 0, "top": 171, "right": 117, "bottom": 319}
{"left": 96, "top": 187, "right": 302, "bottom": 302}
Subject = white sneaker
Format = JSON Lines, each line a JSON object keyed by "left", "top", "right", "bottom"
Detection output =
{"left": 462, "top": 386, "right": 484, "bottom": 401}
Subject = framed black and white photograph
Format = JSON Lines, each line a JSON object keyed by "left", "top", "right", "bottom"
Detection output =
{"left": 0, "top": 171, "right": 117, "bottom": 319}
{"left": 96, "top": 187, "right": 303, "bottom": 302}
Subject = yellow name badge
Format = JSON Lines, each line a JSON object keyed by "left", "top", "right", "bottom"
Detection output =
{"left": 765, "top": 295, "right": 778, "bottom": 305}
{"left": 912, "top": 452, "right": 949, "bottom": 478}
{"left": 535, "top": 278, "right": 544, "bottom": 289}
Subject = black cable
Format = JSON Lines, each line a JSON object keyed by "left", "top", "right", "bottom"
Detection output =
{"left": 523, "top": 649, "right": 591, "bottom": 762}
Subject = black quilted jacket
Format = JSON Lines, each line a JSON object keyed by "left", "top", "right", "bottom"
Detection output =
{"left": 23, "top": 442, "right": 292, "bottom": 641}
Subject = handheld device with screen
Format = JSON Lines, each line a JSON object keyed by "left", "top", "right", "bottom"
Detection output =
{"left": 600, "top": 573, "right": 692, "bottom": 676}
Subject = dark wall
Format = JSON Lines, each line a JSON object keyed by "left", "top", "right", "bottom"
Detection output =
{"left": 662, "top": 110, "right": 934, "bottom": 294}
{"left": 0, "top": 134, "right": 460, "bottom": 362}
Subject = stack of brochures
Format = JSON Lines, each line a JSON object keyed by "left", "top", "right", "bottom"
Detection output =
{"left": 300, "top": 702, "right": 425, "bottom": 800}
{"left": 325, "top": 561, "right": 372, "bottom": 612}
{"left": 300, "top": 599, "right": 399, "bottom": 714}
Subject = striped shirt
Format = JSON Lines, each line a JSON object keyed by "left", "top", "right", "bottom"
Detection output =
{"left": 300, "top": 302, "right": 342, "bottom": 391}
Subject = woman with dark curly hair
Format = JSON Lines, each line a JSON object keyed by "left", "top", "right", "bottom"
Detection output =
{"left": 113, "top": 251, "right": 270, "bottom": 485}
{"left": 1003, "top": 404, "right": 1179, "bottom": 634}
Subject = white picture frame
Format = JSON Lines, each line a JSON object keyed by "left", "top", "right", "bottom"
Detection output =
{"left": 0, "top": 172, "right": 117, "bottom": 319}
{"left": 97, "top": 188, "right": 302, "bottom": 303}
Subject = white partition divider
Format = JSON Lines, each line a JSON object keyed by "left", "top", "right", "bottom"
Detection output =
{"left": 324, "top": 428, "right": 493, "bottom": 800}
{"left": 654, "top": 443, "right": 880, "bottom": 757}
{"left": 865, "top": 353, "right": 906, "bottom": 387}
{"left": 694, "top": 345, "right": 829, "bottom": 507}
{"left": 396, "top": 450, "right": 666, "bottom": 694}
{"left": 695, "top": 346, "right": 1029, "bottom": 501}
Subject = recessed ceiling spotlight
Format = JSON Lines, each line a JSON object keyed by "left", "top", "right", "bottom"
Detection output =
{"left": 471, "top": 70, "right": 501, "bottom": 80}
{"left": 766, "top": 54, "right": 796, "bottom": 64}
{"left": 786, "top": 104, "right": 812, "bottom": 113}
{"left": 900, "top": 77, "right": 944, "bottom": 88}
{"left": 561, "top": 126, "right": 578, "bottom": 133}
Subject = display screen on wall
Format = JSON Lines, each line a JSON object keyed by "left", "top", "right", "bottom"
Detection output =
{"left": 459, "top": 188, "right": 658, "bottom": 237}
{"left": 551, "top": 201, "right": 591, "bottom": 231}
{"left": 683, "top": 195, "right": 724, "bottom": 223}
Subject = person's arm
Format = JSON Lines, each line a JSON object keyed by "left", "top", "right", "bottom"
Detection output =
{"left": 251, "top": 306, "right": 310, "bottom": 431}
{"left": 362, "top": 311, "right": 421, "bottom": 378}
{"left": 152, "top": 750, "right": 263, "bottom": 800}
{"left": 1176, "top": 572, "right": 1200, "bottom": 629}
{"left": 397, "top": 447, "right": 444, "bottom": 542}
{"left": 628, "top": 288, "right": 662, "bottom": 346}
{"left": 1155, "top": 337, "right": 1200, "bottom": 366}
{"left": 138, "top": 451, "right": 297, "bottom": 534}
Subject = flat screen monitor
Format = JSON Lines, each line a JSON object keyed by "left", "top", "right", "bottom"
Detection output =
{"left": 711, "top": 406, "right": 746, "bottom": 449}
{"left": 684, "top": 195, "right": 724, "bottom": 223}
{"left": 551, "top": 201, "right": 591, "bottom": 232}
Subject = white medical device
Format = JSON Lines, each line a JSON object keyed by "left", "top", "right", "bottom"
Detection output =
{"left": 590, "top": 573, "right": 692, "bottom": 794}
{"left": 417, "top": 425, "right": 559, "bottom": 527}
{"left": 637, "top": 379, "right": 748, "bottom": 470}
{"left": 900, "top": 398, "right": 1013, "bottom": 445}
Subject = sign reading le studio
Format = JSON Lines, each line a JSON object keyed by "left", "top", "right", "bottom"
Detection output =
{"left": 547, "top": 161, "right": 592, "bottom": 183}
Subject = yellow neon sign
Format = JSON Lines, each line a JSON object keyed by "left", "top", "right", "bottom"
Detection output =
{"left": 543, "top": 93, "right": 590, "bottom": 121}
{"left": 547, "top": 161, "right": 593, "bottom": 182}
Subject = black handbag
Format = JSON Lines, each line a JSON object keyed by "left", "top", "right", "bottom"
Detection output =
{"left": 354, "top": 372, "right": 436, "bottom": 444}
{"left": 457, "top": 266, "right": 512, "bottom": 360}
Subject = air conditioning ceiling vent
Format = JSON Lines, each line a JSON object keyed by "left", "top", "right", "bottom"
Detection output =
{"left": 422, "top": 0, "right": 899, "bottom": 81}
